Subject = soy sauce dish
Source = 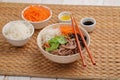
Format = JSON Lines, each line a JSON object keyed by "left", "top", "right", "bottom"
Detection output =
{"left": 80, "top": 17, "right": 96, "bottom": 32}
{"left": 37, "top": 23, "right": 90, "bottom": 64}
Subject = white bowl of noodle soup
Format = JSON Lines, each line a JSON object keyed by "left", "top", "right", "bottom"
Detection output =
{"left": 37, "top": 23, "right": 90, "bottom": 64}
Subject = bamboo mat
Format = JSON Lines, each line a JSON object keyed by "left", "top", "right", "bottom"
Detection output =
{"left": 0, "top": 2, "right": 120, "bottom": 79}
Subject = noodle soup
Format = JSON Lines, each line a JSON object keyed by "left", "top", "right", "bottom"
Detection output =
{"left": 37, "top": 23, "right": 90, "bottom": 63}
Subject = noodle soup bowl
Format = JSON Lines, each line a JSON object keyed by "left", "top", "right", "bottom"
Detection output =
{"left": 37, "top": 23, "right": 90, "bottom": 64}
{"left": 21, "top": 5, "right": 52, "bottom": 29}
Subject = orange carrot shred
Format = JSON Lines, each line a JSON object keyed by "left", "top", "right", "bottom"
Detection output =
{"left": 23, "top": 5, "right": 50, "bottom": 22}
{"left": 60, "top": 25, "right": 79, "bottom": 35}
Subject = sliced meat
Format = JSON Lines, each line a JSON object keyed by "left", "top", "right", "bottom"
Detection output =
{"left": 58, "top": 48, "right": 74, "bottom": 56}
{"left": 48, "top": 34, "right": 86, "bottom": 56}
{"left": 50, "top": 49, "right": 59, "bottom": 55}
{"left": 60, "top": 38, "right": 76, "bottom": 49}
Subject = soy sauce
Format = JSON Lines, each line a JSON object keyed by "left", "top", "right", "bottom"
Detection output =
{"left": 83, "top": 21, "right": 93, "bottom": 25}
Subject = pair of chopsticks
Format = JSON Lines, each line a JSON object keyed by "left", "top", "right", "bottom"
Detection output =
{"left": 70, "top": 14, "right": 96, "bottom": 67}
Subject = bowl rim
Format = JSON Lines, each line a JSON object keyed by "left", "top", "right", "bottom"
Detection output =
{"left": 2, "top": 20, "right": 34, "bottom": 41}
{"left": 21, "top": 5, "right": 52, "bottom": 23}
{"left": 37, "top": 23, "right": 90, "bottom": 58}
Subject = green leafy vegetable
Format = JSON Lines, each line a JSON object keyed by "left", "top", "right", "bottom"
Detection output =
{"left": 56, "top": 36, "right": 67, "bottom": 44}
{"left": 45, "top": 43, "right": 59, "bottom": 51}
{"left": 45, "top": 36, "right": 67, "bottom": 52}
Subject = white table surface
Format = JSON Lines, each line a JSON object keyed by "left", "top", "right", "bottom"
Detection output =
{"left": 0, "top": 0, "right": 120, "bottom": 80}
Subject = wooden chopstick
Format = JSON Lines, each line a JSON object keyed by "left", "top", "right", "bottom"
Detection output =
{"left": 71, "top": 15, "right": 96, "bottom": 65}
{"left": 70, "top": 15, "right": 86, "bottom": 67}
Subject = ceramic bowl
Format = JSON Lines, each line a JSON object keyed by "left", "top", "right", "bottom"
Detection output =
{"left": 37, "top": 23, "right": 90, "bottom": 64}
{"left": 58, "top": 11, "right": 71, "bottom": 23}
{"left": 80, "top": 17, "right": 96, "bottom": 32}
{"left": 2, "top": 20, "right": 34, "bottom": 47}
{"left": 21, "top": 5, "right": 52, "bottom": 29}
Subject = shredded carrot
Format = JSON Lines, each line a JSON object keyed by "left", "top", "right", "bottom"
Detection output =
{"left": 23, "top": 5, "right": 50, "bottom": 22}
{"left": 44, "top": 42, "right": 50, "bottom": 48}
{"left": 60, "top": 25, "right": 79, "bottom": 35}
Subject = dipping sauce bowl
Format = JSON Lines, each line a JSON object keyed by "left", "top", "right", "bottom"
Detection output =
{"left": 80, "top": 17, "right": 96, "bottom": 32}
{"left": 58, "top": 11, "right": 71, "bottom": 23}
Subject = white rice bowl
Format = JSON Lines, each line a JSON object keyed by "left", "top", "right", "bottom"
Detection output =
{"left": 37, "top": 23, "right": 90, "bottom": 64}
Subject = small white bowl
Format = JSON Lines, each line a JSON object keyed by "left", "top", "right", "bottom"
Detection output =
{"left": 21, "top": 5, "right": 52, "bottom": 29}
{"left": 37, "top": 23, "right": 90, "bottom": 64}
{"left": 80, "top": 17, "right": 96, "bottom": 32}
{"left": 2, "top": 20, "right": 34, "bottom": 47}
{"left": 58, "top": 11, "right": 71, "bottom": 23}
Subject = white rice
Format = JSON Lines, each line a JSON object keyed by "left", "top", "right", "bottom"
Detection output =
{"left": 4, "top": 21, "right": 32, "bottom": 40}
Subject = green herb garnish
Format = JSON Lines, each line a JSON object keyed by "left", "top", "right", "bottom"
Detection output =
{"left": 45, "top": 36, "right": 67, "bottom": 52}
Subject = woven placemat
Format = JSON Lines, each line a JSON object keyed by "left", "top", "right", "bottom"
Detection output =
{"left": 0, "top": 2, "right": 120, "bottom": 79}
